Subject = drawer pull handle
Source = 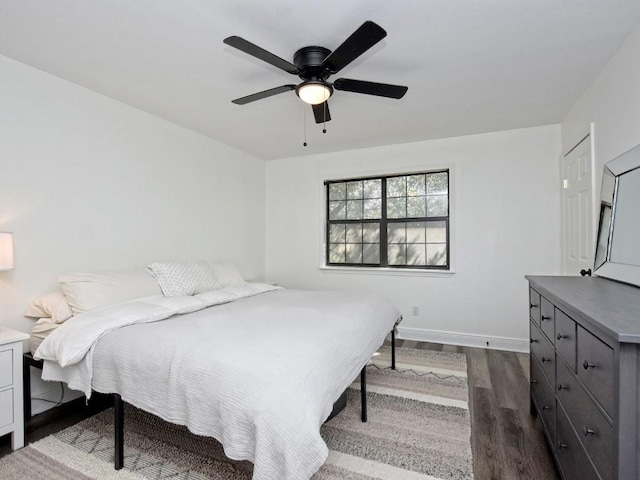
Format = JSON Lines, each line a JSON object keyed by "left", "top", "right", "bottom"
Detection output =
{"left": 558, "top": 442, "right": 568, "bottom": 450}
{"left": 530, "top": 338, "right": 538, "bottom": 344}
{"left": 530, "top": 303, "right": 538, "bottom": 309}
{"left": 557, "top": 384, "right": 567, "bottom": 391}
{"left": 542, "top": 404, "right": 550, "bottom": 411}
{"left": 557, "top": 333, "right": 567, "bottom": 340}
{"left": 541, "top": 356, "right": 550, "bottom": 363}
{"left": 531, "top": 379, "right": 538, "bottom": 385}
{"left": 583, "top": 360, "right": 595, "bottom": 370}
{"left": 541, "top": 315, "right": 550, "bottom": 321}
{"left": 583, "top": 427, "right": 595, "bottom": 436}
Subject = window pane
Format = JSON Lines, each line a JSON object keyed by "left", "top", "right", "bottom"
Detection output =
{"left": 329, "top": 183, "right": 346, "bottom": 201}
{"left": 427, "top": 195, "right": 448, "bottom": 217}
{"left": 427, "top": 244, "right": 447, "bottom": 265}
{"left": 426, "top": 221, "right": 447, "bottom": 243}
{"left": 407, "top": 222, "right": 426, "bottom": 243}
{"left": 363, "top": 179, "right": 381, "bottom": 198}
{"left": 387, "top": 197, "right": 406, "bottom": 218}
{"left": 407, "top": 175, "right": 426, "bottom": 196}
{"left": 387, "top": 177, "right": 406, "bottom": 197}
{"left": 407, "top": 244, "right": 426, "bottom": 265}
{"left": 346, "top": 200, "right": 363, "bottom": 219}
{"left": 387, "top": 223, "right": 406, "bottom": 243}
{"left": 329, "top": 243, "right": 346, "bottom": 263}
{"left": 346, "top": 224, "right": 362, "bottom": 243}
{"left": 329, "top": 201, "right": 346, "bottom": 220}
{"left": 407, "top": 196, "right": 427, "bottom": 217}
{"left": 363, "top": 244, "right": 380, "bottom": 264}
{"left": 346, "top": 244, "right": 363, "bottom": 263}
{"left": 363, "top": 223, "right": 380, "bottom": 243}
{"left": 329, "top": 224, "right": 346, "bottom": 243}
{"left": 427, "top": 172, "right": 448, "bottom": 194}
{"left": 388, "top": 244, "right": 406, "bottom": 265}
{"left": 327, "top": 170, "right": 449, "bottom": 270}
{"left": 347, "top": 181, "right": 363, "bottom": 199}
{"left": 363, "top": 198, "right": 382, "bottom": 219}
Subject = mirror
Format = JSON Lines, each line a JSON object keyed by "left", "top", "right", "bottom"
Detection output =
{"left": 593, "top": 143, "right": 640, "bottom": 287}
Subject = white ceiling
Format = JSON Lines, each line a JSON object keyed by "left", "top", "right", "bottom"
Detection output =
{"left": 1, "top": 1, "right": 640, "bottom": 160}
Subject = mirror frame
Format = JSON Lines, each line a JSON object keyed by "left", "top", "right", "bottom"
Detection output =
{"left": 593, "top": 143, "right": 640, "bottom": 287}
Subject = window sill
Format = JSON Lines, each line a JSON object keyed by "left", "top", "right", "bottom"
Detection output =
{"left": 318, "top": 266, "right": 455, "bottom": 277}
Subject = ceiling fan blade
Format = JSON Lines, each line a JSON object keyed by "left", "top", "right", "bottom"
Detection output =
{"left": 321, "top": 21, "right": 387, "bottom": 74}
{"left": 312, "top": 102, "right": 331, "bottom": 123}
{"left": 224, "top": 36, "right": 299, "bottom": 75}
{"left": 333, "top": 78, "right": 408, "bottom": 99}
{"left": 231, "top": 85, "right": 296, "bottom": 105}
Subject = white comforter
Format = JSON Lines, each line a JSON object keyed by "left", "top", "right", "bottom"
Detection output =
{"left": 36, "top": 284, "right": 400, "bottom": 480}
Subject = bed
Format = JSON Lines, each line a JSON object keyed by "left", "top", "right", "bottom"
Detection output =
{"left": 32, "top": 266, "right": 401, "bottom": 480}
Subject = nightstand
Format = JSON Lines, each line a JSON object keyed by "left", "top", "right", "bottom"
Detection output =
{"left": 0, "top": 327, "right": 29, "bottom": 450}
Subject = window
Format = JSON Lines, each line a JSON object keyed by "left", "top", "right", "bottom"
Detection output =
{"left": 326, "top": 170, "right": 449, "bottom": 269}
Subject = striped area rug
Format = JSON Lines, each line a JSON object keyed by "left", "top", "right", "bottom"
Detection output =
{"left": 0, "top": 347, "right": 473, "bottom": 480}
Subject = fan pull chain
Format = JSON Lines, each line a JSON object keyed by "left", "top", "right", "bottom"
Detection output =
{"left": 323, "top": 91, "right": 327, "bottom": 134}
{"left": 303, "top": 101, "right": 307, "bottom": 147}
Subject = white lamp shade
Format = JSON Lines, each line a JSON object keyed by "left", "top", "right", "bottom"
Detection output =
{"left": 296, "top": 82, "right": 332, "bottom": 105}
{"left": 0, "top": 233, "right": 14, "bottom": 271}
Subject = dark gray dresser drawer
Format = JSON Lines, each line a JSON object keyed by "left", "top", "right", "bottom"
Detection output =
{"left": 530, "top": 288, "right": 541, "bottom": 325}
{"left": 531, "top": 356, "right": 555, "bottom": 444}
{"left": 557, "top": 358, "right": 614, "bottom": 480}
{"left": 577, "top": 325, "right": 615, "bottom": 417}
{"left": 556, "top": 403, "right": 601, "bottom": 480}
{"left": 555, "top": 309, "right": 577, "bottom": 372}
{"left": 531, "top": 321, "right": 555, "bottom": 387}
{"left": 540, "top": 296, "right": 555, "bottom": 342}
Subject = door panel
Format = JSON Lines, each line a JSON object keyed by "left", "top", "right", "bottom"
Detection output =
{"left": 562, "top": 135, "right": 593, "bottom": 275}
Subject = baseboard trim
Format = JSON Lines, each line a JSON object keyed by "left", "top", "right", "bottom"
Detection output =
{"left": 397, "top": 327, "right": 529, "bottom": 353}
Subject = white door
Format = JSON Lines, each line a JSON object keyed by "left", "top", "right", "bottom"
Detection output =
{"left": 562, "top": 135, "right": 594, "bottom": 275}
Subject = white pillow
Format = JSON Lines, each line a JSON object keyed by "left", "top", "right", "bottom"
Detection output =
{"left": 146, "top": 261, "right": 221, "bottom": 297}
{"left": 24, "top": 290, "right": 73, "bottom": 323}
{"left": 60, "top": 270, "right": 162, "bottom": 315}
{"left": 30, "top": 317, "right": 59, "bottom": 355}
{"left": 210, "top": 262, "right": 245, "bottom": 287}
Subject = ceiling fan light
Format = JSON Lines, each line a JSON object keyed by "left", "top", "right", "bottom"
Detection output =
{"left": 296, "top": 82, "right": 332, "bottom": 105}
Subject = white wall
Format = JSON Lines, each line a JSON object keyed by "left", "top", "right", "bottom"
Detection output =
{"left": 562, "top": 22, "right": 640, "bottom": 182}
{"left": 0, "top": 55, "right": 266, "bottom": 334}
{"left": 0, "top": 55, "right": 266, "bottom": 409}
{"left": 266, "top": 125, "right": 562, "bottom": 351}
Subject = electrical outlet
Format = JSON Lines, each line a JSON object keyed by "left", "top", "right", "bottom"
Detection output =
{"left": 411, "top": 305, "right": 419, "bottom": 316}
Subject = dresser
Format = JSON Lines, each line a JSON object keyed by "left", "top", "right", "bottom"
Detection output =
{"left": 527, "top": 276, "right": 640, "bottom": 480}
{"left": 0, "top": 327, "right": 29, "bottom": 451}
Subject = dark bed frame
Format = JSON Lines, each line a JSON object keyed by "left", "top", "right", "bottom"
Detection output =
{"left": 25, "top": 317, "right": 402, "bottom": 470}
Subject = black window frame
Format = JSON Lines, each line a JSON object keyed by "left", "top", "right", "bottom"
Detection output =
{"left": 325, "top": 169, "right": 450, "bottom": 270}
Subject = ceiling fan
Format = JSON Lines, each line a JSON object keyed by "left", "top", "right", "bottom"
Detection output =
{"left": 223, "top": 21, "right": 408, "bottom": 124}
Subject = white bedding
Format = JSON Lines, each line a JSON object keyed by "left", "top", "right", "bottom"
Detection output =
{"left": 36, "top": 285, "right": 400, "bottom": 480}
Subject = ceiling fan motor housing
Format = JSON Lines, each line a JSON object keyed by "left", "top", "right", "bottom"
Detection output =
{"left": 294, "top": 46, "right": 332, "bottom": 81}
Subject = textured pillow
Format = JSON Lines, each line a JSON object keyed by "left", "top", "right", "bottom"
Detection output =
{"left": 24, "top": 291, "right": 73, "bottom": 324}
{"left": 146, "top": 261, "right": 221, "bottom": 297}
{"left": 60, "top": 270, "right": 162, "bottom": 315}
{"left": 210, "top": 262, "right": 245, "bottom": 287}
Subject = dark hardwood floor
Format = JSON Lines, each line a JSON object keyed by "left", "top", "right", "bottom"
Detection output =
{"left": 0, "top": 342, "right": 560, "bottom": 479}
